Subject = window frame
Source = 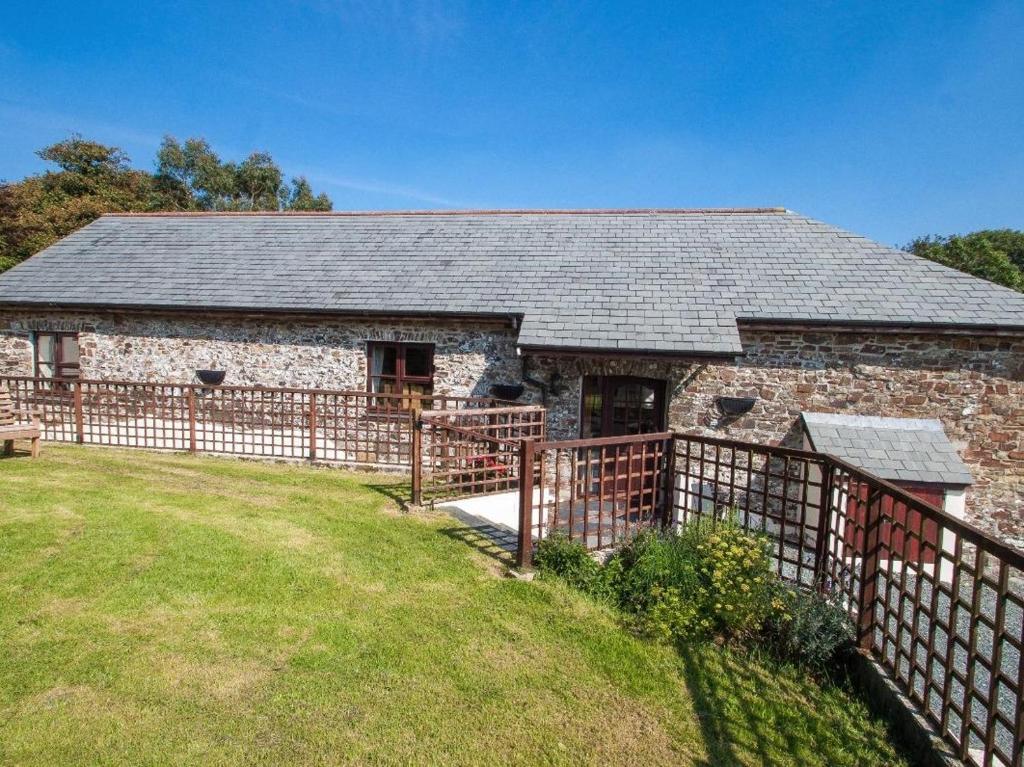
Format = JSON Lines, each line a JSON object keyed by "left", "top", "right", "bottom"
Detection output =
{"left": 34, "top": 331, "right": 81, "bottom": 380}
{"left": 365, "top": 341, "right": 435, "bottom": 410}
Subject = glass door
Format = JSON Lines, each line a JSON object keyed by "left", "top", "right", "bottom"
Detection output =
{"left": 578, "top": 376, "right": 668, "bottom": 518}
{"left": 580, "top": 376, "right": 666, "bottom": 438}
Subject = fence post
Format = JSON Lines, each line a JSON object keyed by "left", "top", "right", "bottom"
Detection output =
{"left": 308, "top": 392, "right": 317, "bottom": 461}
{"left": 857, "top": 486, "right": 883, "bottom": 650}
{"left": 411, "top": 414, "right": 423, "bottom": 507}
{"left": 1014, "top": 645, "right": 1024, "bottom": 767}
{"left": 73, "top": 381, "right": 84, "bottom": 444}
{"left": 660, "top": 435, "right": 677, "bottom": 529}
{"left": 812, "top": 459, "right": 835, "bottom": 591}
{"left": 516, "top": 438, "right": 536, "bottom": 569}
{"left": 187, "top": 388, "right": 197, "bottom": 453}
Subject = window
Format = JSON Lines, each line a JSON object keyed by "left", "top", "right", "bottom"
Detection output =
{"left": 367, "top": 342, "right": 434, "bottom": 409}
{"left": 35, "top": 332, "right": 80, "bottom": 380}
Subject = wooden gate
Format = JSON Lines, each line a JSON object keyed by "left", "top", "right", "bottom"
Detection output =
{"left": 515, "top": 432, "right": 673, "bottom": 562}
{"left": 413, "top": 405, "right": 546, "bottom": 505}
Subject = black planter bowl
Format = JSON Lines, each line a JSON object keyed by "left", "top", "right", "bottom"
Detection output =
{"left": 716, "top": 396, "right": 756, "bottom": 417}
{"left": 490, "top": 383, "right": 525, "bottom": 401}
{"left": 196, "top": 369, "right": 226, "bottom": 386}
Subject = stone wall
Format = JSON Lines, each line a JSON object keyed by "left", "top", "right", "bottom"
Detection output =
{"left": 530, "top": 330, "right": 1024, "bottom": 547}
{"left": 0, "top": 310, "right": 522, "bottom": 397}
{"left": 1, "top": 310, "right": 1021, "bottom": 545}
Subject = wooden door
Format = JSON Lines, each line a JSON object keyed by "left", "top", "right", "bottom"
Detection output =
{"left": 580, "top": 376, "right": 666, "bottom": 439}
{"left": 579, "top": 376, "right": 667, "bottom": 513}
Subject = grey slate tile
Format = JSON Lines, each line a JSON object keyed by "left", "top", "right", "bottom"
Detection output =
{"left": 801, "top": 412, "right": 973, "bottom": 486}
{"left": 0, "top": 209, "right": 1022, "bottom": 356}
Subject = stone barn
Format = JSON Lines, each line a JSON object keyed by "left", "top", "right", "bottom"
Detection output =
{"left": 0, "top": 209, "right": 1021, "bottom": 544}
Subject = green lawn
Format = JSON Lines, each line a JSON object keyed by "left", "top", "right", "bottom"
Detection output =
{"left": 0, "top": 445, "right": 907, "bottom": 766}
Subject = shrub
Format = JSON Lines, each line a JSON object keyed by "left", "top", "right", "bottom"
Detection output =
{"left": 534, "top": 521, "right": 852, "bottom": 677}
{"left": 610, "top": 529, "right": 701, "bottom": 639}
{"left": 612, "top": 521, "right": 779, "bottom": 643}
{"left": 686, "top": 521, "right": 780, "bottom": 642}
{"left": 612, "top": 529, "right": 701, "bottom": 613}
{"left": 764, "top": 584, "right": 855, "bottom": 674}
{"left": 534, "top": 534, "right": 615, "bottom": 601}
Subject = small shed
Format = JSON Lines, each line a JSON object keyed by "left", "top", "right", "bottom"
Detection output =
{"left": 799, "top": 412, "right": 972, "bottom": 519}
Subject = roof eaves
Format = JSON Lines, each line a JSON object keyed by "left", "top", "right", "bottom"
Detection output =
{"left": 738, "top": 317, "right": 1024, "bottom": 335}
{"left": 517, "top": 343, "right": 741, "bottom": 362}
{"left": 0, "top": 300, "right": 521, "bottom": 325}
{"left": 799, "top": 413, "right": 818, "bottom": 451}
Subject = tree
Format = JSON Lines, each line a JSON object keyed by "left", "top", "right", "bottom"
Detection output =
{"left": 961, "top": 230, "right": 1024, "bottom": 273}
{"left": 152, "top": 137, "right": 231, "bottom": 210}
{"left": 155, "top": 136, "right": 332, "bottom": 212}
{"left": 0, "top": 134, "right": 333, "bottom": 272}
{"left": 0, "top": 136, "right": 175, "bottom": 271}
{"left": 283, "top": 176, "right": 332, "bottom": 211}
{"left": 38, "top": 136, "right": 132, "bottom": 176}
{"left": 905, "top": 231, "right": 1024, "bottom": 292}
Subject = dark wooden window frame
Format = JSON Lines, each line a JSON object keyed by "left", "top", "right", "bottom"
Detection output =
{"left": 366, "top": 341, "right": 435, "bottom": 409}
{"left": 34, "top": 331, "right": 81, "bottom": 380}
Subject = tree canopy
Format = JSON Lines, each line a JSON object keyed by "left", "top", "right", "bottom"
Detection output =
{"left": 156, "top": 137, "right": 331, "bottom": 212}
{"left": 0, "top": 135, "right": 332, "bottom": 272}
{"left": 904, "top": 230, "right": 1024, "bottom": 292}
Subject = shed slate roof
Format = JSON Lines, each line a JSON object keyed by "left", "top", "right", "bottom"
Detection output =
{"left": 800, "top": 412, "right": 973, "bottom": 486}
{"left": 1, "top": 209, "right": 1023, "bottom": 356}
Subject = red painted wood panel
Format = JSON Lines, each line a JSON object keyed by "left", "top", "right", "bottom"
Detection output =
{"left": 846, "top": 482, "right": 944, "bottom": 565}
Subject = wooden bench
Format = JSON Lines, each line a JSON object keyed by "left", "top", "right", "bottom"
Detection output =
{"left": 0, "top": 384, "right": 41, "bottom": 458}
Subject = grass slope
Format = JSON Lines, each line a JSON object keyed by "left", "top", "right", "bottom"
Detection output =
{"left": 0, "top": 446, "right": 906, "bottom": 766}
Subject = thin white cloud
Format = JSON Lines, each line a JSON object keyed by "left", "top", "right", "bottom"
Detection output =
{"left": 0, "top": 100, "right": 165, "bottom": 156}
{"left": 222, "top": 74, "right": 471, "bottom": 142}
{"left": 0, "top": 99, "right": 471, "bottom": 209}
{"left": 222, "top": 75, "right": 375, "bottom": 123}
{"left": 299, "top": 168, "right": 473, "bottom": 208}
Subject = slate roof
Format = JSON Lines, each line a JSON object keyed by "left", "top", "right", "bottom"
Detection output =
{"left": 801, "top": 412, "right": 973, "bottom": 486}
{"left": 1, "top": 209, "right": 1023, "bottom": 356}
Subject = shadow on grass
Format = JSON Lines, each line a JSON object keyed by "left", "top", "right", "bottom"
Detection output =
{"left": 364, "top": 481, "right": 414, "bottom": 512}
{"left": 437, "top": 524, "right": 516, "bottom": 567}
{"left": 678, "top": 644, "right": 909, "bottom": 766}
{"left": 364, "top": 481, "right": 519, "bottom": 567}
{"left": 0, "top": 444, "right": 36, "bottom": 460}
{"left": 679, "top": 647, "right": 778, "bottom": 766}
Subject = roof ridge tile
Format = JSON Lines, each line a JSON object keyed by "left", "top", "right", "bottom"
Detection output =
{"left": 103, "top": 207, "right": 789, "bottom": 218}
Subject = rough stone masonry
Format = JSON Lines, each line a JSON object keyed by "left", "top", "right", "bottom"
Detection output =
{"left": 1, "top": 310, "right": 1021, "bottom": 547}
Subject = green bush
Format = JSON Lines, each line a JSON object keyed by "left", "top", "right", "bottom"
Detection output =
{"left": 612, "top": 529, "right": 701, "bottom": 613}
{"left": 690, "top": 522, "right": 782, "bottom": 641}
{"left": 611, "top": 522, "right": 780, "bottom": 643}
{"left": 534, "top": 534, "right": 616, "bottom": 601}
{"left": 611, "top": 529, "right": 701, "bottom": 639}
{"left": 533, "top": 521, "right": 852, "bottom": 679}
{"left": 764, "top": 584, "right": 855, "bottom": 674}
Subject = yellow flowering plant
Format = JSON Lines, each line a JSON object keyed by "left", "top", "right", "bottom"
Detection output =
{"left": 614, "top": 518, "right": 781, "bottom": 643}
{"left": 536, "top": 516, "right": 854, "bottom": 674}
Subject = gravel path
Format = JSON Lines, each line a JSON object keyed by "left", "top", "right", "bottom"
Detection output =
{"left": 868, "top": 568, "right": 1022, "bottom": 765}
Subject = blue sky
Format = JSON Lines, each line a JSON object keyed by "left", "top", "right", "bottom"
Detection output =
{"left": 1, "top": 0, "right": 1022, "bottom": 245}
